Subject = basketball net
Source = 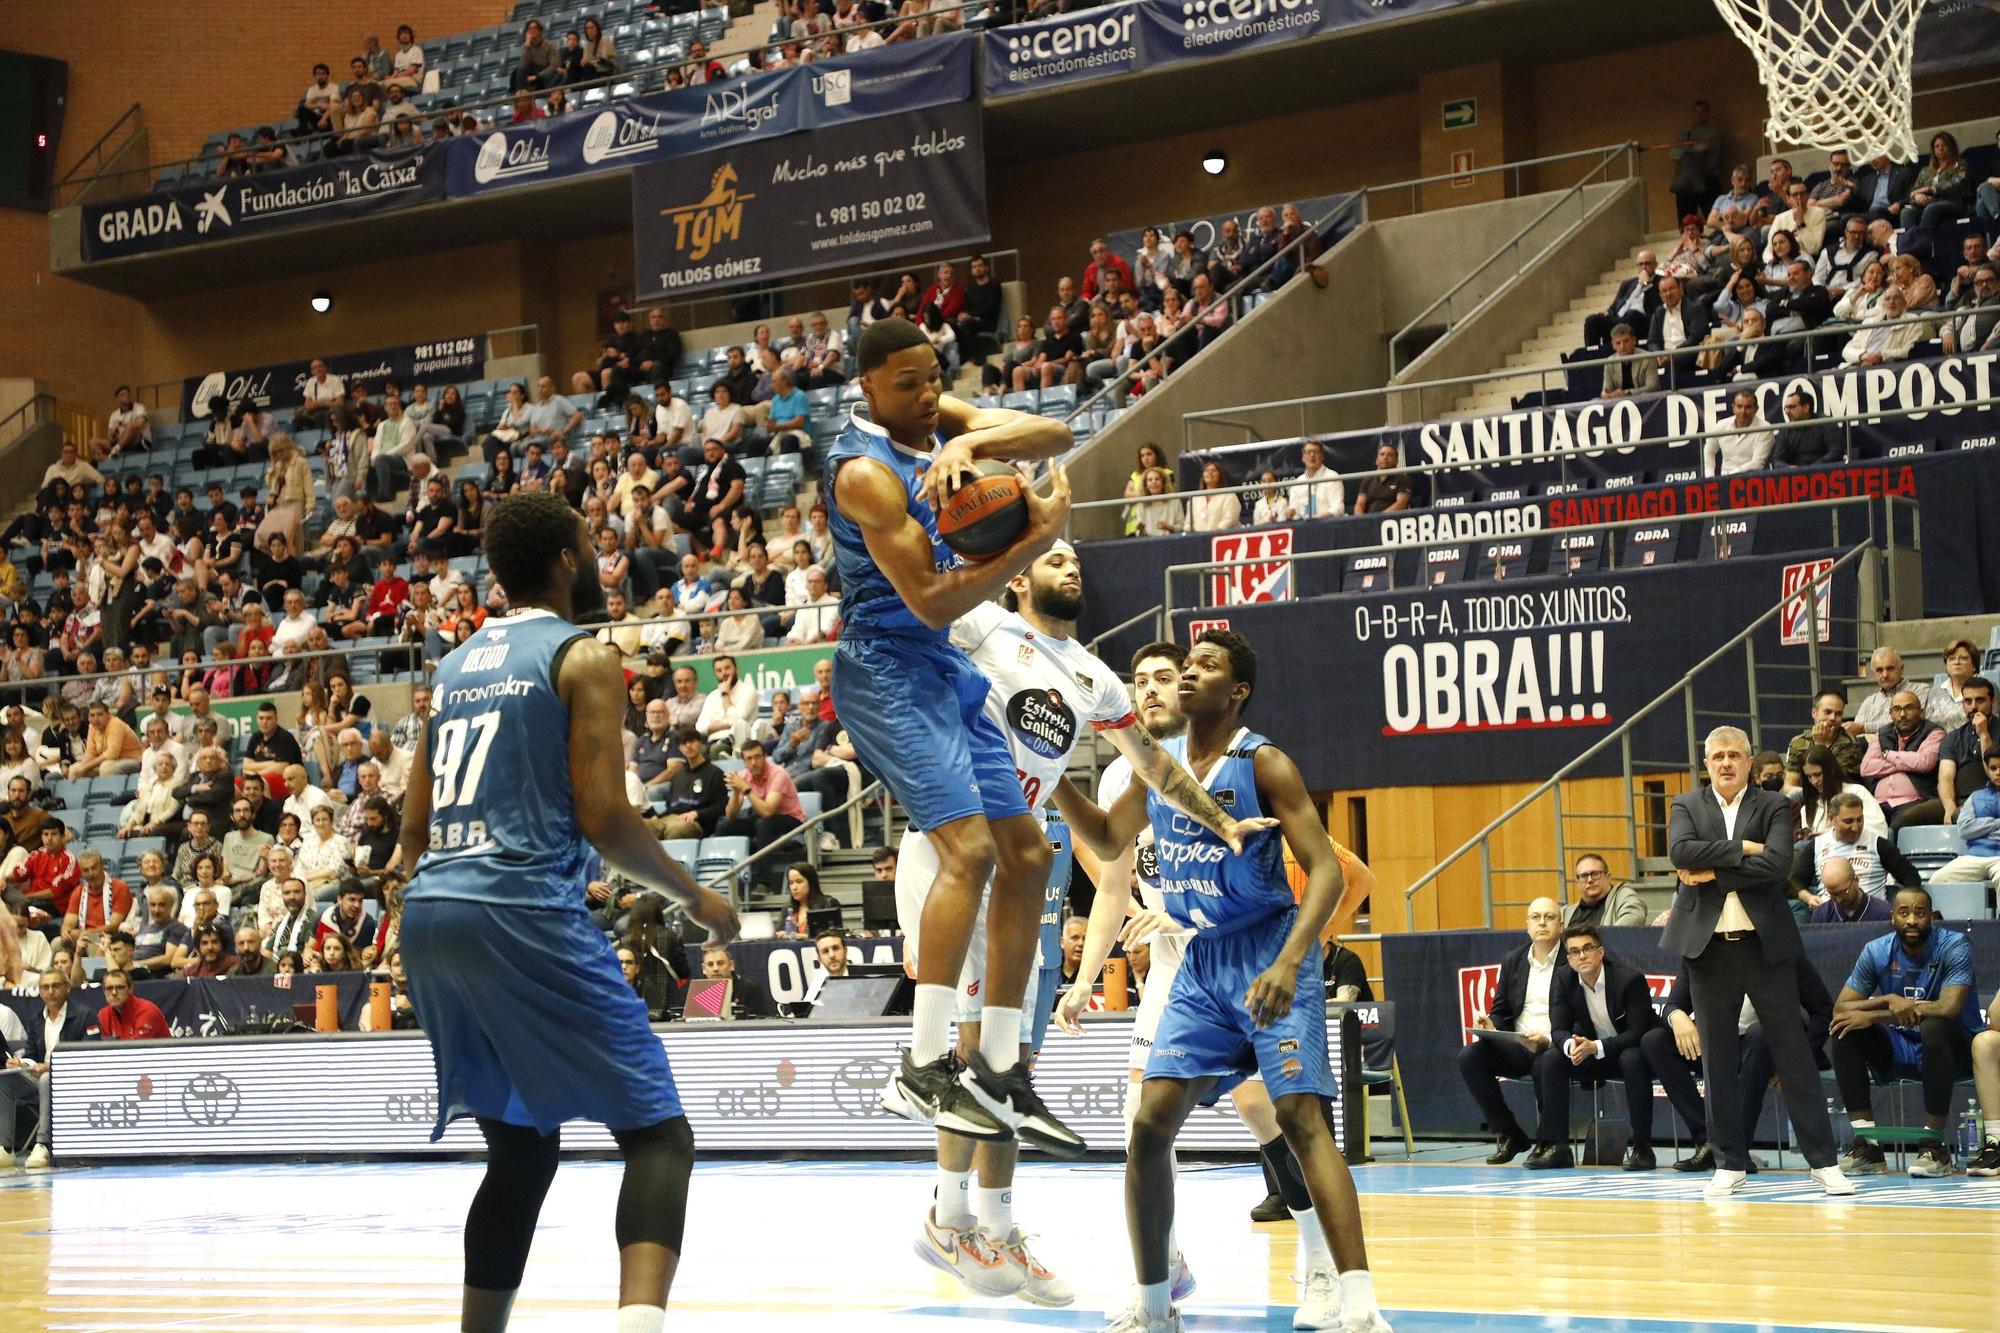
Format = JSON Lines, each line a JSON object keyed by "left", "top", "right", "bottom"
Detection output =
{"left": 1711, "top": 0, "right": 1924, "bottom": 162}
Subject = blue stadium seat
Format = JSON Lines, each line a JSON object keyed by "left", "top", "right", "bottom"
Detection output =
{"left": 1002, "top": 391, "right": 1039, "bottom": 413}
{"left": 661, "top": 838, "right": 701, "bottom": 868}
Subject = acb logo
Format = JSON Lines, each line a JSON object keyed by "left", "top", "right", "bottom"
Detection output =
{"left": 1457, "top": 963, "right": 1500, "bottom": 1044}
{"left": 659, "top": 164, "right": 754, "bottom": 262}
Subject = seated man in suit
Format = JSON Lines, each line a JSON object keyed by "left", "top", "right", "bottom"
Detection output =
{"left": 1562, "top": 853, "right": 1647, "bottom": 928}
{"left": 1527, "top": 925, "right": 1659, "bottom": 1170}
{"left": 1458, "top": 896, "right": 1568, "bottom": 1163}
{"left": 1769, "top": 388, "right": 1846, "bottom": 468}
{"left": 1831, "top": 884, "right": 1981, "bottom": 1178}
{"left": 1583, "top": 253, "right": 1660, "bottom": 347}
{"left": 1646, "top": 275, "right": 1714, "bottom": 382}
{"left": 1598, "top": 325, "right": 1658, "bottom": 398}
{"left": 0, "top": 968, "right": 95, "bottom": 1168}
{"left": 1642, "top": 954, "right": 1834, "bottom": 1171}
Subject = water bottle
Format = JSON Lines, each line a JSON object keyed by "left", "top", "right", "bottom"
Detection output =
{"left": 1960, "top": 1109, "right": 1980, "bottom": 1158}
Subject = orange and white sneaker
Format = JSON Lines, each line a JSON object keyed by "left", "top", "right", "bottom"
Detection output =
{"left": 915, "top": 1207, "right": 1024, "bottom": 1297}
{"left": 993, "top": 1227, "right": 1074, "bottom": 1307}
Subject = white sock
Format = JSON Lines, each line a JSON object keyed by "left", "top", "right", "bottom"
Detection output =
{"left": 615, "top": 1305, "right": 666, "bottom": 1333}
{"left": 935, "top": 1166, "right": 973, "bottom": 1227}
{"left": 1291, "top": 1206, "right": 1334, "bottom": 1275}
{"left": 973, "top": 1184, "right": 1013, "bottom": 1237}
{"left": 1338, "top": 1271, "right": 1377, "bottom": 1314}
{"left": 978, "top": 1006, "right": 1022, "bottom": 1072}
{"left": 912, "top": 984, "right": 954, "bottom": 1065}
{"left": 1848, "top": 1118, "right": 1875, "bottom": 1131}
{"left": 1138, "top": 1279, "right": 1172, "bottom": 1318}
{"left": 1985, "top": 1119, "right": 2000, "bottom": 1143}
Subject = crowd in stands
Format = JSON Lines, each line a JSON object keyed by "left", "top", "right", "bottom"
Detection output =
{"left": 1586, "top": 121, "right": 2000, "bottom": 392}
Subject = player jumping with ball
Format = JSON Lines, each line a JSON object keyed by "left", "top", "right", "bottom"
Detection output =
{"left": 1060, "top": 630, "right": 1390, "bottom": 1333}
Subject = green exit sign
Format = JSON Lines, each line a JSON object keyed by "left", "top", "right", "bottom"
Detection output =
{"left": 1443, "top": 98, "right": 1477, "bottom": 131}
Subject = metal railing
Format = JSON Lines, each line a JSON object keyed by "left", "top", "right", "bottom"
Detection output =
{"left": 1073, "top": 387, "right": 1992, "bottom": 525}
{"left": 697, "top": 777, "right": 893, "bottom": 901}
{"left": 53, "top": 2, "right": 997, "bottom": 202}
{"left": 1181, "top": 307, "right": 1973, "bottom": 452}
{"left": 52, "top": 103, "right": 145, "bottom": 204}
{"left": 1395, "top": 537, "right": 1880, "bottom": 930}
{"left": 660, "top": 250, "right": 1024, "bottom": 338}
{"left": 1388, "top": 143, "right": 1641, "bottom": 374}
{"left": 0, "top": 394, "right": 60, "bottom": 452}
{"left": 1048, "top": 143, "right": 1663, "bottom": 483}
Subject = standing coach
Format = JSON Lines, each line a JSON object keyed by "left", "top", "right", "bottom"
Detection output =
{"left": 1662, "top": 725, "right": 1855, "bottom": 1197}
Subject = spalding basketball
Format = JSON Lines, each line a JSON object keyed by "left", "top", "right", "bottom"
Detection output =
{"left": 936, "top": 460, "right": 1028, "bottom": 558}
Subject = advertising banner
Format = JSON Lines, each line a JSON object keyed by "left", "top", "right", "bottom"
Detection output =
{"left": 178, "top": 333, "right": 487, "bottom": 420}
{"left": 1155, "top": 550, "right": 1856, "bottom": 788}
{"left": 81, "top": 145, "right": 447, "bottom": 261}
{"left": 1182, "top": 350, "right": 2000, "bottom": 503}
{"left": 984, "top": 0, "right": 1473, "bottom": 98}
{"left": 631, "top": 101, "right": 988, "bottom": 301}
{"left": 444, "top": 34, "right": 975, "bottom": 200}
{"left": 1383, "top": 923, "right": 2000, "bottom": 1139}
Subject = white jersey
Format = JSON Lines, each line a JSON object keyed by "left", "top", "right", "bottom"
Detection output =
{"left": 950, "top": 601, "right": 1135, "bottom": 810}
{"left": 1100, "top": 755, "right": 1193, "bottom": 946}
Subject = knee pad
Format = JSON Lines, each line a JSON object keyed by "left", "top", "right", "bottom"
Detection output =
{"left": 1259, "top": 1133, "right": 1314, "bottom": 1212}
{"left": 612, "top": 1115, "right": 696, "bottom": 1254}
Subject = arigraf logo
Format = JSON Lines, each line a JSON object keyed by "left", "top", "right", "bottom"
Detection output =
{"left": 701, "top": 85, "right": 782, "bottom": 133}
{"left": 658, "top": 163, "right": 754, "bottom": 262}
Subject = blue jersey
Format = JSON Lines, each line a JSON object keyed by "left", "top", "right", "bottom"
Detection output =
{"left": 1040, "top": 812, "right": 1074, "bottom": 968}
{"left": 409, "top": 609, "right": 595, "bottom": 910}
{"left": 1145, "top": 728, "right": 1290, "bottom": 935}
{"left": 1845, "top": 925, "right": 1984, "bottom": 1037}
{"left": 823, "top": 406, "right": 962, "bottom": 642}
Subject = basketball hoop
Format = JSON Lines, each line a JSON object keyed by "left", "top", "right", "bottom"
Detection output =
{"left": 1711, "top": 0, "right": 1925, "bottom": 162}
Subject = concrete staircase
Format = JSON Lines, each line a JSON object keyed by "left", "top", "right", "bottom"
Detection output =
{"left": 1445, "top": 229, "right": 1679, "bottom": 420}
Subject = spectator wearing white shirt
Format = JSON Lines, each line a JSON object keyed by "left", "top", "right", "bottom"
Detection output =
{"left": 92, "top": 386, "right": 150, "bottom": 461}
{"left": 387, "top": 25, "right": 425, "bottom": 90}
{"left": 296, "top": 63, "right": 339, "bottom": 135}
{"left": 1284, "top": 439, "right": 1344, "bottom": 519}
{"left": 367, "top": 391, "right": 425, "bottom": 502}
{"left": 655, "top": 390, "right": 695, "bottom": 451}
{"left": 1188, "top": 460, "right": 1241, "bottom": 532}
{"left": 367, "top": 731, "right": 411, "bottom": 804}
{"left": 695, "top": 655, "right": 760, "bottom": 753}
{"left": 1841, "top": 287, "right": 1925, "bottom": 366}
{"left": 134, "top": 715, "right": 187, "bottom": 795}
{"left": 1249, "top": 471, "right": 1287, "bottom": 526}
{"left": 294, "top": 360, "right": 347, "bottom": 431}
{"left": 784, "top": 566, "right": 839, "bottom": 645}
{"left": 1702, "top": 390, "right": 1777, "bottom": 477}
{"left": 271, "top": 588, "right": 317, "bottom": 657}
{"left": 280, "top": 764, "right": 334, "bottom": 827}
{"left": 1814, "top": 216, "right": 1878, "bottom": 298}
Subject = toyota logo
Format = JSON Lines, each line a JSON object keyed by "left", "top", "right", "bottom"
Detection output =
{"left": 385, "top": 1090, "right": 439, "bottom": 1125}
{"left": 831, "top": 1058, "right": 894, "bottom": 1118}
{"left": 1066, "top": 1082, "right": 1124, "bottom": 1117}
{"left": 712, "top": 1086, "right": 780, "bottom": 1118}
{"left": 180, "top": 1071, "right": 240, "bottom": 1127}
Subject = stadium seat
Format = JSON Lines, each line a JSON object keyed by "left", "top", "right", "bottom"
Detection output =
{"left": 1928, "top": 879, "right": 1992, "bottom": 920}
{"left": 661, "top": 838, "right": 700, "bottom": 869}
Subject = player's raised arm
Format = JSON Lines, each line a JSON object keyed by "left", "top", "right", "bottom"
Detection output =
{"left": 560, "top": 636, "right": 739, "bottom": 944}
{"left": 922, "top": 395, "right": 1075, "bottom": 506}
{"left": 1099, "top": 720, "right": 1274, "bottom": 854}
{"left": 837, "top": 457, "right": 1071, "bottom": 631}
{"left": 1050, "top": 771, "right": 1150, "bottom": 865}
{"left": 1245, "top": 744, "right": 1344, "bottom": 1027}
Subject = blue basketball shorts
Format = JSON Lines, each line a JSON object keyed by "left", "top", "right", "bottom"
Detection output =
{"left": 833, "top": 633, "right": 1029, "bottom": 833}
{"left": 401, "top": 898, "right": 682, "bottom": 1139}
{"left": 1144, "top": 907, "right": 1334, "bottom": 1102}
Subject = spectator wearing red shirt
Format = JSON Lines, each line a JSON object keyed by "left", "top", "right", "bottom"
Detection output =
{"left": 97, "top": 969, "right": 169, "bottom": 1040}
{"left": 715, "top": 738, "right": 805, "bottom": 889}
{"left": 10, "top": 822, "right": 81, "bottom": 921}
{"left": 66, "top": 850, "right": 132, "bottom": 936}
{"left": 315, "top": 884, "right": 378, "bottom": 954}
{"left": 919, "top": 261, "right": 966, "bottom": 325}
{"left": 367, "top": 555, "right": 411, "bottom": 635}
{"left": 1081, "top": 237, "right": 1136, "bottom": 301}
{"left": 809, "top": 656, "right": 836, "bottom": 723}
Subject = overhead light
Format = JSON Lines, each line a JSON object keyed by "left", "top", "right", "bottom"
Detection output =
{"left": 310, "top": 292, "right": 333, "bottom": 314}
{"left": 1200, "top": 152, "right": 1227, "bottom": 176}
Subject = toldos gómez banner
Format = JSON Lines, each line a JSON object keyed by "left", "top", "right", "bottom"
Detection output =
{"left": 178, "top": 333, "right": 488, "bottom": 420}
{"left": 1154, "top": 549, "right": 1856, "bottom": 788}
{"left": 82, "top": 145, "right": 448, "bottom": 262}
{"left": 630, "top": 101, "right": 988, "bottom": 301}
{"left": 984, "top": 0, "right": 1472, "bottom": 97}
{"left": 446, "top": 34, "right": 975, "bottom": 200}
{"left": 1182, "top": 349, "right": 2000, "bottom": 503}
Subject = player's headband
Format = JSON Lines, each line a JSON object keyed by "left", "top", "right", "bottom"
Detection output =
{"left": 1048, "top": 540, "right": 1076, "bottom": 559}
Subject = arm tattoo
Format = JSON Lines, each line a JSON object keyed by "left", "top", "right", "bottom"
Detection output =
{"left": 1159, "top": 760, "right": 1230, "bottom": 833}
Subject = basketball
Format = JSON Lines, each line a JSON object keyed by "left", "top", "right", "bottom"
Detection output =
{"left": 935, "top": 461, "right": 1029, "bottom": 558}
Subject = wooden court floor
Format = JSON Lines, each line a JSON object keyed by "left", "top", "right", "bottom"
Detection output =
{"left": 2, "top": 1156, "right": 1995, "bottom": 1331}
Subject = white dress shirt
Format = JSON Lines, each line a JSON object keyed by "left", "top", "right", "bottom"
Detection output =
{"left": 1579, "top": 970, "right": 1616, "bottom": 1059}
{"left": 1286, "top": 466, "right": 1345, "bottom": 519}
{"left": 1660, "top": 304, "right": 1689, "bottom": 350}
{"left": 1519, "top": 945, "right": 1558, "bottom": 1039}
{"left": 1714, "top": 786, "right": 1755, "bottom": 933}
{"left": 43, "top": 1001, "right": 71, "bottom": 1063}
{"left": 1704, "top": 427, "right": 1776, "bottom": 477}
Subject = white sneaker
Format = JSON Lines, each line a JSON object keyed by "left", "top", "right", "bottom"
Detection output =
{"left": 914, "top": 1207, "right": 1023, "bottom": 1296}
{"left": 23, "top": 1145, "right": 49, "bottom": 1170}
{"left": 1811, "top": 1164, "right": 1857, "bottom": 1196}
{"left": 1703, "top": 1169, "right": 1747, "bottom": 1198}
{"left": 994, "top": 1228, "right": 1073, "bottom": 1307}
{"left": 1294, "top": 1267, "right": 1340, "bottom": 1329}
{"left": 818, "top": 831, "right": 839, "bottom": 853}
{"left": 1343, "top": 1310, "right": 1394, "bottom": 1333}
{"left": 1103, "top": 1300, "right": 1183, "bottom": 1332}
{"left": 1170, "top": 1250, "right": 1197, "bottom": 1303}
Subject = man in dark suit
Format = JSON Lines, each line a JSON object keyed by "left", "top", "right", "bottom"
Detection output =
{"left": 1663, "top": 725, "right": 1854, "bottom": 1196}
{"left": 1458, "top": 897, "right": 1567, "bottom": 1164}
{"left": 0, "top": 969, "right": 96, "bottom": 1167}
{"left": 1642, "top": 955, "right": 1835, "bottom": 1171}
{"left": 1527, "top": 925, "right": 1659, "bottom": 1170}
{"left": 1583, "top": 252, "right": 1662, "bottom": 347}
{"left": 1645, "top": 275, "right": 1714, "bottom": 381}
{"left": 1769, "top": 388, "right": 1847, "bottom": 468}
{"left": 1855, "top": 155, "right": 1918, "bottom": 225}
